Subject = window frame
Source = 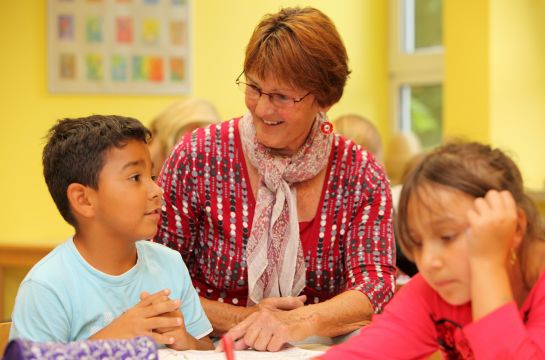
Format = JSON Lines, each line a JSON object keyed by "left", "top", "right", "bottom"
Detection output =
{"left": 389, "top": 0, "right": 444, "bottom": 134}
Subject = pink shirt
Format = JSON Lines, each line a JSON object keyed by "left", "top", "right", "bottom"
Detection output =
{"left": 322, "top": 271, "right": 545, "bottom": 359}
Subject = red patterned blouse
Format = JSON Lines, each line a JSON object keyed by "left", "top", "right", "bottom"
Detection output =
{"left": 154, "top": 117, "right": 396, "bottom": 312}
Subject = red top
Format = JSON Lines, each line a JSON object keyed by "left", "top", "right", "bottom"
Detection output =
{"left": 322, "top": 271, "right": 545, "bottom": 359}
{"left": 154, "top": 118, "right": 395, "bottom": 311}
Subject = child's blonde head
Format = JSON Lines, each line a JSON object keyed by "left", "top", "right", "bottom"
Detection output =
{"left": 149, "top": 97, "right": 220, "bottom": 165}
{"left": 333, "top": 114, "right": 383, "bottom": 162}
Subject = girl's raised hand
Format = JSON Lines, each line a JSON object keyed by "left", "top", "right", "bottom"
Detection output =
{"left": 466, "top": 190, "right": 518, "bottom": 267}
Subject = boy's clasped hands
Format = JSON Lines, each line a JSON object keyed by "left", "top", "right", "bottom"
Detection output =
{"left": 90, "top": 289, "right": 195, "bottom": 350}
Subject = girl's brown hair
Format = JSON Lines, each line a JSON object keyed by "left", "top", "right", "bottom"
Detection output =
{"left": 397, "top": 142, "right": 543, "bottom": 281}
{"left": 244, "top": 7, "right": 350, "bottom": 108}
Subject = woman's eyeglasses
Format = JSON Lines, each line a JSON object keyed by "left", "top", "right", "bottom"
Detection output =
{"left": 235, "top": 72, "right": 311, "bottom": 109}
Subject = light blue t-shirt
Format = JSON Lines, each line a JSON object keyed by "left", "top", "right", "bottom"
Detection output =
{"left": 10, "top": 238, "right": 212, "bottom": 342}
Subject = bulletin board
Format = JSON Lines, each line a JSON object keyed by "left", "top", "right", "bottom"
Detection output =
{"left": 48, "top": 0, "right": 191, "bottom": 94}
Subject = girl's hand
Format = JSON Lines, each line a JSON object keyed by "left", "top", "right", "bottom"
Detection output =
{"left": 466, "top": 190, "right": 518, "bottom": 267}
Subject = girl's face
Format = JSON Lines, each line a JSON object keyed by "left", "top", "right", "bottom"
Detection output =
{"left": 408, "top": 184, "right": 474, "bottom": 305}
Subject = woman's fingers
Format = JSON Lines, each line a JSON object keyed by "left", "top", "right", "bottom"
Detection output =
{"left": 251, "top": 327, "right": 273, "bottom": 351}
{"left": 226, "top": 310, "right": 291, "bottom": 352}
{"left": 267, "top": 332, "right": 288, "bottom": 352}
{"left": 223, "top": 312, "right": 255, "bottom": 348}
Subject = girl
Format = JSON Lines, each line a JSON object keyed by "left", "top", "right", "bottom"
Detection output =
{"left": 320, "top": 142, "right": 545, "bottom": 359}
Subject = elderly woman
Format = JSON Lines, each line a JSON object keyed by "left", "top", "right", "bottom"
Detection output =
{"left": 154, "top": 7, "right": 395, "bottom": 351}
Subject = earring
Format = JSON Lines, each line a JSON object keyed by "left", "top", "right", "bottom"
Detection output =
{"left": 510, "top": 248, "right": 518, "bottom": 265}
{"left": 320, "top": 121, "right": 333, "bottom": 135}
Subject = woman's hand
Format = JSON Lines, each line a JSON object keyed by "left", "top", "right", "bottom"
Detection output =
{"left": 257, "top": 295, "right": 307, "bottom": 311}
{"left": 234, "top": 295, "right": 307, "bottom": 327}
{"left": 466, "top": 189, "right": 518, "bottom": 267}
{"left": 221, "top": 307, "right": 313, "bottom": 352}
{"left": 216, "top": 291, "right": 372, "bottom": 352}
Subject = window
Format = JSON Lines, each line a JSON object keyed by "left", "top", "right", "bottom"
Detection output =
{"left": 389, "top": 0, "right": 443, "bottom": 149}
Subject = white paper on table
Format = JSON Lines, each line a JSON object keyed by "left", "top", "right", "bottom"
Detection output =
{"left": 158, "top": 346, "right": 324, "bottom": 360}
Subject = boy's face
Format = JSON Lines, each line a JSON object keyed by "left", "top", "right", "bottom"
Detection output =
{"left": 90, "top": 139, "right": 162, "bottom": 242}
{"left": 408, "top": 184, "right": 472, "bottom": 306}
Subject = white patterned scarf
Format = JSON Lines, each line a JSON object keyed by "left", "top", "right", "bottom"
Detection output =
{"left": 239, "top": 112, "right": 332, "bottom": 305}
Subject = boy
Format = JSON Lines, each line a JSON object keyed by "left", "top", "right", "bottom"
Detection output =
{"left": 10, "top": 115, "right": 213, "bottom": 350}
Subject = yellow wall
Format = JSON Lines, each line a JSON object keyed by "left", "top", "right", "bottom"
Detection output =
{"left": 444, "top": 0, "right": 545, "bottom": 189}
{"left": 0, "top": 0, "right": 388, "bottom": 318}
{"left": 490, "top": 0, "right": 545, "bottom": 189}
{"left": 443, "top": 1, "right": 491, "bottom": 144}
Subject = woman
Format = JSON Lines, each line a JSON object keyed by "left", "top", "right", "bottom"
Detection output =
{"left": 154, "top": 7, "right": 395, "bottom": 352}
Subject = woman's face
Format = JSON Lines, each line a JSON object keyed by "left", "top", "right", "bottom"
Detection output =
{"left": 408, "top": 184, "right": 473, "bottom": 305}
{"left": 244, "top": 72, "right": 329, "bottom": 156}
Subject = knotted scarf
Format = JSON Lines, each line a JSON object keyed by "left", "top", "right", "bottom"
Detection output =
{"left": 239, "top": 112, "right": 332, "bottom": 305}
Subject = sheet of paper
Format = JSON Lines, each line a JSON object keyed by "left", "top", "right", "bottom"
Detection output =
{"left": 158, "top": 346, "right": 324, "bottom": 360}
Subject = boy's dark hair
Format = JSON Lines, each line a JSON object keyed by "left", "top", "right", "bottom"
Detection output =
{"left": 397, "top": 141, "right": 543, "bottom": 283}
{"left": 43, "top": 115, "right": 151, "bottom": 226}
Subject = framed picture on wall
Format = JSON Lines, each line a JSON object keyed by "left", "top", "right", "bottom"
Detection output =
{"left": 48, "top": 0, "right": 191, "bottom": 94}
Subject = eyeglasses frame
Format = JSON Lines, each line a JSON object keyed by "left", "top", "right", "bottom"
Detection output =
{"left": 235, "top": 71, "right": 311, "bottom": 107}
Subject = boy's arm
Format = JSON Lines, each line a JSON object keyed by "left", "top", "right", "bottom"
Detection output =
{"left": 10, "top": 280, "right": 70, "bottom": 342}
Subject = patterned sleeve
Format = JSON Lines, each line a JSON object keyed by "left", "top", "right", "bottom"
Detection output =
{"left": 342, "top": 156, "right": 396, "bottom": 313}
{"left": 153, "top": 133, "right": 201, "bottom": 260}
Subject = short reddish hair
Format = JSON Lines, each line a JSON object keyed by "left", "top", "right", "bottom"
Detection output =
{"left": 244, "top": 7, "right": 350, "bottom": 108}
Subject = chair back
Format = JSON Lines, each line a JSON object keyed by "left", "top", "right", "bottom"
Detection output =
{"left": 0, "top": 321, "right": 11, "bottom": 355}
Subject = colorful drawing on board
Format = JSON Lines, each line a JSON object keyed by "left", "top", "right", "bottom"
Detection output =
{"left": 58, "top": 15, "right": 74, "bottom": 40}
{"left": 142, "top": 18, "right": 160, "bottom": 45}
{"left": 116, "top": 17, "right": 133, "bottom": 43}
{"left": 59, "top": 53, "right": 76, "bottom": 79}
{"left": 148, "top": 57, "right": 163, "bottom": 82}
{"left": 111, "top": 55, "right": 128, "bottom": 81}
{"left": 49, "top": 0, "right": 190, "bottom": 93}
{"left": 132, "top": 55, "right": 146, "bottom": 81}
{"left": 86, "top": 16, "right": 103, "bottom": 43}
{"left": 169, "top": 20, "right": 185, "bottom": 45}
{"left": 170, "top": 57, "right": 184, "bottom": 81}
{"left": 85, "top": 54, "right": 103, "bottom": 81}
